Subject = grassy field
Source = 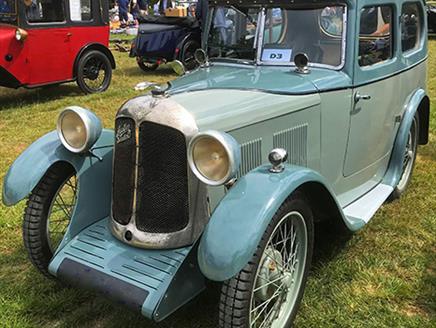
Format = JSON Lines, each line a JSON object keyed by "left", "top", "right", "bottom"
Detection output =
{"left": 0, "top": 40, "right": 434, "bottom": 328}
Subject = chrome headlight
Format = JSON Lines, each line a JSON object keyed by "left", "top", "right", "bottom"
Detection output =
{"left": 57, "top": 106, "right": 102, "bottom": 153}
{"left": 15, "top": 28, "right": 28, "bottom": 42}
{"left": 188, "top": 131, "right": 241, "bottom": 186}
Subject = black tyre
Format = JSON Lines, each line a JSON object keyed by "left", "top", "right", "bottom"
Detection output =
{"left": 179, "top": 39, "right": 200, "bottom": 71}
{"left": 76, "top": 50, "right": 112, "bottom": 94}
{"left": 390, "top": 113, "right": 419, "bottom": 200}
{"left": 219, "top": 192, "right": 314, "bottom": 328}
{"left": 137, "top": 58, "right": 159, "bottom": 72}
{"left": 23, "top": 162, "right": 77, "bottom": 277}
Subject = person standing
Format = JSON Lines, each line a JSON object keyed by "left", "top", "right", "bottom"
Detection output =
{"left": 117, "top": 0, "right": 130, "bottom": 27}
{"left": 195, "top": 0, "right": 208, "bottom": 29}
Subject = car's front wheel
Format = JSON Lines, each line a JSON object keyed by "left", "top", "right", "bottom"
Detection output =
{"left": 219, "top": 192, "right": 314, "bottom": 328}
{"left": 23, "top": 162, "right": 77, "bottom": 277}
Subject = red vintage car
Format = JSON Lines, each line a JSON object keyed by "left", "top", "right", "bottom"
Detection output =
{"left": 0, "top": 0, "right": 115, "bottom": 94}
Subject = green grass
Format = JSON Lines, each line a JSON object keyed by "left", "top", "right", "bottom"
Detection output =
{"left": 0, "top": 41, "right": 435, "bottom": 327}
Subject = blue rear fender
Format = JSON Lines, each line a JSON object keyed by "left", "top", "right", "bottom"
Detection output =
{"left": 2, "top": 129, "right": 114, "bottom": 250}
{"left": 197, "top": 164, "right": 350, "bottom": 282}
{"left": 383, "top": 88, "right": 429, "bottom": 187}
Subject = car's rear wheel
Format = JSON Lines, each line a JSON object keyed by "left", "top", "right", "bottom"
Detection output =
{"left": 219, "top": 192, "right": 314, "bottom": 328}
{"left": 23, "top": 162, "right": 77, "bottom": 277}
{"left": 76, "top": 50, "right": 112, "bottom": 94}
{"left": 137, "top": 58, "right": 159, "bottom": 71}
{"left": 391, "top": 113, "right": 419, "bottom": 199}
{"left": 179, "top": 39, "right": 200, "bottom": 71}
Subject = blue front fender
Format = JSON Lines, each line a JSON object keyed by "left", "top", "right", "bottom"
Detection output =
{"left": 3, "top": 128, "right": 114, "bottom": 252}
{"left": 3, "top": 129, "right": 114, "bottom": 206}
{"left": 198, "top": 165, "right": 349, "bottom": 282}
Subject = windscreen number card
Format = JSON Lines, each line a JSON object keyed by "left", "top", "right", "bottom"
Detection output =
{"left": 261, "top": 49, "right": 293, "bottom": 62}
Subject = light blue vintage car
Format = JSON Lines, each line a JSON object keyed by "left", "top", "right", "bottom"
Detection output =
{"left": 2, "top": 0, "right": 430, "bottom": 327}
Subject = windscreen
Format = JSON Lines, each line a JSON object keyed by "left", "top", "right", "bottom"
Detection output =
{"left": 262, "top": 6, "right": 345, "bottom": 67}
{"left": 208, "top": 6, "right": 261, "bottom": 62}
{"left": 0, "top": 0, "right": 17, "bottom": 23}
{"left": 206, "top": 4, "right": 346, "bottom": 68}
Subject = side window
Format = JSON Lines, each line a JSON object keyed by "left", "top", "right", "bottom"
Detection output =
{"left": 25, "top": 0, "right": 66, "bottom": 23}
{"left": 70, "top": 0, "right": 92, "bottom": 22}
{"left": 401, "top": 3, "right": 421, "bottom": 52}
{"left": 359, "top": 6, "right": 393, "bottom": 67}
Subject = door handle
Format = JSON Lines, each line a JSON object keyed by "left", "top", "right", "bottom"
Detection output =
{"left": 354, "top": 92, "right": 371, "bottom": 103}
{"left": 67, "top": 32, "right": 72, "bottom": 37}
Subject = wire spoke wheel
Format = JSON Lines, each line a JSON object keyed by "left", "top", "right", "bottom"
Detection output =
{"left": 219, "top": 193, "right": 313, "bottom": 328}
{"left": 23, "top": 163, "right": 77, "bottom": 277}
{"left": 249, "top": 212, "right": 308, "bottom": 328}
{"left": 181, "top": 40, "right": 200, "bottom": 71}
{"left": 46, "top": 174, "right": 78, "bottom": 252}
{"left": 82, "top": 57, "right": 107, "bottom": 91}
{"left": 77, "top": 50, "right": 112, "bottom": 94}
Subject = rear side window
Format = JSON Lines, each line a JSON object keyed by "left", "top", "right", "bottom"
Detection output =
{"left": 26, "top": 0, "right": 66, "bottom": 23}
{"left": 358, "top": 6, "right": 393, "bottom": 67}
{"left": 70, "top": 0, "right": 92, "bottom": 22}
{"left": 401, "top": 2, "right": 422, "bottom": 52}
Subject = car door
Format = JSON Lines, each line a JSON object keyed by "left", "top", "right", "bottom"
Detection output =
{"left": 344, "top": 4, "right": 399, "bottom": 177}
{"left": 24, "top": 0, "right": 73, "bottom": 85}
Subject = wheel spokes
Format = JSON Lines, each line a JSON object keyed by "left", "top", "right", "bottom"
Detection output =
{"left": 47, "top": 174, "right": 77, "bottom": 252}
{"left": 250, "top": 212, "right": 307, "bottom": 328}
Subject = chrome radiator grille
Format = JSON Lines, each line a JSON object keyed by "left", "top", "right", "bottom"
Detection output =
{"left": 136, "top": 121, "right": 189, "bottom": 233}
{"left": 110, "top": 96, "right": 209, "bottom": 249}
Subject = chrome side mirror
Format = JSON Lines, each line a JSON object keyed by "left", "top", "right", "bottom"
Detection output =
{"left": 169, "top": 60, "right": 186, "bottom": 76}
{"left": 194, "top": 48, "right": 209, "bottom": 67}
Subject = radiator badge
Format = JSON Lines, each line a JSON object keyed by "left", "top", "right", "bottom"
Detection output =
{"left": 116, "top": 123, "right": 132, "bottom": 144}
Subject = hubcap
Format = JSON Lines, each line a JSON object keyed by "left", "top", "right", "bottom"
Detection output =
{"left": 83, "top": 58, "right": 107, "bottom": 91}
{"left": 249, "top": 212, "right": 308, "bottom": 328}
{"left": 397, "top": 119, "right": 417, "bottom": 191}
{"left": 46, "top": 174, "right": 78, "bottom": 253}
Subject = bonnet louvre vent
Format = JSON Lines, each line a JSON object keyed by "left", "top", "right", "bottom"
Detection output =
{"left": 273, "top": 124, "right": 308, "bottom": 167}
{"left": 238, "top": 138, "right": 262, "bottom": 177}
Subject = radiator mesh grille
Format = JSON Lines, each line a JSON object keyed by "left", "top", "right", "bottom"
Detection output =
{"left": 112, "top": 117, "right": 136, "bottom": 225}
{"left": 136, "top": 121, "right": 189, "bottom": 233}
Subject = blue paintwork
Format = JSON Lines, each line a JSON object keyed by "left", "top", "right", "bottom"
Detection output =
{"left": 3, "top": 129, "right": 114, "bottom": 252}
{"left": 169, "top": 64, "right": 352, "bottom": 95}
{"left": 353, "top": 0, "right": 428, "bottom": 85}
{"left": 49, "top": 218, "right": 205, "bottom": 321}
{"left": 383, "top": 88, "right": 426, "bottom": 187}
{"left": 2, "top": 129, "right": 114, "bottom": 206}
{"left": 197, "top": 164, "right": 358, "bottom": 282}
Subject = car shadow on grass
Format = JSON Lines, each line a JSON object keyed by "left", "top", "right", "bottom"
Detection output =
{"left": 120, "top": 66, "right": 177, "bottom": 79}
{"left": 0, "top": 84, "right": 83, "bottom": 111}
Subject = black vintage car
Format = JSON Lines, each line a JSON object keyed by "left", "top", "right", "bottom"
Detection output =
{"left": 428, "top": 1, "right": 436, "bottom": 32}
{"left": 130, "top": 15, "right": 201, "bottom": 71}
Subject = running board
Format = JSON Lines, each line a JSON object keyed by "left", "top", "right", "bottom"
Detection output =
{"left": 343, "top": 184, "right": 394, "bottom": 230}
